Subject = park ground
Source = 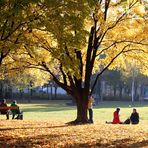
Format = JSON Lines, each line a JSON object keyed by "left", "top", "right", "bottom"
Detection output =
{"left": 0, "top": 100, "right": 148, "bottom": 147}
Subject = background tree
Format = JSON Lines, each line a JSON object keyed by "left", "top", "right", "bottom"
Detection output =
{"left": 0, "top": 66, "right": 50, "bottom": 101}
{"left": 105, "top": 70, "right": 121, "bottom": 97}
{"left": 0, "top": 0, "right": 45, "bottom": 65}
{"left": 121, "top": 61, "right": 148, "bottom": 102}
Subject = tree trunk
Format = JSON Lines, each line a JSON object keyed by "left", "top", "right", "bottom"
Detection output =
{"left": 20, "top": 90, "right": 23, "bottom": 100}
{"left": 119, "top": 82, "right": 123, "bottom": 99}
{"left": 50, "top": 86, "right": 53, "bottom": 100}
{"left": 0, "top": 82, "right": 3, "bottom": 99}
{"left": 67, "top": 93, "right": 89, "bottom": 125}
{"left": 95, "top": 79, "right": 101, "bottom": 104}
{"left": 28, "top": 87, "right": 32, "bottom": 103}
{"left": 113, "top": 85, "right": 117, "bottom": 97}
{"left": 119, "top": 87, "right": 122, "bottom": 99}
{"left": 134, "top": 82, "right": 138, "bottom": 101}
{"left": 73, "top": 95, "right": 89, "bottom": 124}
{"left": 54, "top": 87, "right": 57, "bottom": 99}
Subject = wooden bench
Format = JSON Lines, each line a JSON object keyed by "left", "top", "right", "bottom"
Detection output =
{"left": 0, "top": 106, "right": 23, "bottom": 120}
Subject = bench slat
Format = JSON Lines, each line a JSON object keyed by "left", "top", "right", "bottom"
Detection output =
{"left": 0, "top": 106, "right": 19, "bottom": 110}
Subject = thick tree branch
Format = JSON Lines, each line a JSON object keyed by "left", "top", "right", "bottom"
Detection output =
{"left": 1, "top": 19, "right": 8, "bottom": 40}
{"left": 96, "top": 40, "right": 148, "bottom": 57}
{"left": 104, "top": 0, "right": 111, "bottom": 21}
{"left": 96, "top": 0, "right": 138, "bottom": 49}
{"left": 74, "top": 49, "right": 83, "bottom": 90}
{"left": 41, "top": 62, "right": 72, "bottom": 95}
{"left": 84, "top": 26, "right": 95, "bottom": 93}
{"left": 59, "top": 63, "right": 67, "bottom": 86}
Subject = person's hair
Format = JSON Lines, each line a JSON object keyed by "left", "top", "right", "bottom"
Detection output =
{"left": 133, "top": 108, "right": 136, "bottom": 112}
{"left": 116, "top": 107, "right": 120, "bottom": 113}
{"left": 13, "top": 100, "right": 17, "bottom": 104}
{"left": 2, "top": 99, "right": 6, "bottom": 103}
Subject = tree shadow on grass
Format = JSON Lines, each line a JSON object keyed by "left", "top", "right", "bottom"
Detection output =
{"left": 0, "top": 134, "right": 147, "bottom": 148}
{"left": 0, "top": 134, "right": 65, "bottom": 147}
{"left": 67, "top": 138, "right": 148, "bottom": 148}
{"left": 0, "top": 124, "right": 69, "bottom": 131}
{"left": 21, "top": 101, "right": 148, "bottom": 112}
{"left": 22, "top": 106, "right": 75, "bottom": 112}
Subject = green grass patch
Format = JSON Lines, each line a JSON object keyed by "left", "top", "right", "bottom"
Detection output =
{"left": 1, "top": 100, "right": 148, "bottom": 123}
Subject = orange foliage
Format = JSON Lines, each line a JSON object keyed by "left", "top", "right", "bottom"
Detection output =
{"left": 0, "top": 120, "right": 147, "bottom": 147}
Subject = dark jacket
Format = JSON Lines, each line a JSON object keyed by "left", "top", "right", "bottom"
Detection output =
{"left": 130, "top": 112, "right": 139, "bottom": 124}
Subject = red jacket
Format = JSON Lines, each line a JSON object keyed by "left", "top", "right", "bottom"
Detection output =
{"left": 113, "top": 111, "right": 121, "bottom": 124}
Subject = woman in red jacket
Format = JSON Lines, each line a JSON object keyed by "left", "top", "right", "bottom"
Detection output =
{"left": 106, "top": 108, "right": 122, "bottom": 124}
{"left": 112, "top": 108, "right": 122, "bottom": 124}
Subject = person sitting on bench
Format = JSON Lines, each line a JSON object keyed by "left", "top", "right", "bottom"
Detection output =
{"left": 0, "top": 99, "right": 9, "bottom": 120}
{"left": 10, "top": 100, "right": 23, "bottom": 120}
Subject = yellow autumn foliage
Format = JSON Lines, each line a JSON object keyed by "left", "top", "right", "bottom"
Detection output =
{"left": 1, "top": 0, "right": 148, "bottom": 86}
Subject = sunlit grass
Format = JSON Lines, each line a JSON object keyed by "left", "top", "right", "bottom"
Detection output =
{"left": 1, "top": 100, "right": 147, "bottom": 124}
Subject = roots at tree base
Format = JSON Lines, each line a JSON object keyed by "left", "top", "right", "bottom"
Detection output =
{"left": 66, "top": 119, "right": 92, "bottom": 125}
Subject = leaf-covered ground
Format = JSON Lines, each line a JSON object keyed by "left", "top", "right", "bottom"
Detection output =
{"left": 0, "top": 120, "right": 148, "bottom": 148}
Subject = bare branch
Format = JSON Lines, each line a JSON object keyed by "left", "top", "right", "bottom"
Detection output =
{"left": 96, "top": 0, "right": 139, "bottom": 49}
{"left": 91, "top": 44, "right": 130, "bottom": 95}
{"left": 41, "top": 61, "right": 72, "bottom": 94}
{"left": 96, "top": 40, "right": 148, "bottom": 57}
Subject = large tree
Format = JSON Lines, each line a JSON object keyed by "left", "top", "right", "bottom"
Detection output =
{"left": 3, "top": 0, "right": 148, "bottom": 124}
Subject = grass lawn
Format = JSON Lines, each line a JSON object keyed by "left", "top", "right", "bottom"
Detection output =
{"left": 2, "top": 100, "right": 147, "bottom": 123}
{"left": 0, "top": 100, "right": 148, "bottom": 147}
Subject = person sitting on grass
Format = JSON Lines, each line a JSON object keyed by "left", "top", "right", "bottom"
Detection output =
{"left": 106, "top": 108, "right": 122, "bottom": 124}
{"left": 10, "top": 100, "right": 23, "bottom": 120}
{"left": 112, "top": 107, "right": 122, "bottom": 124}
{"left": 0, "top": 99, "right": 10, "bottom": 120}
{"left": 130, "top": 108, "right": 139, "bottom": 124}
{"left": 123, "top": 108, "right": 139, "bottom": 124}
